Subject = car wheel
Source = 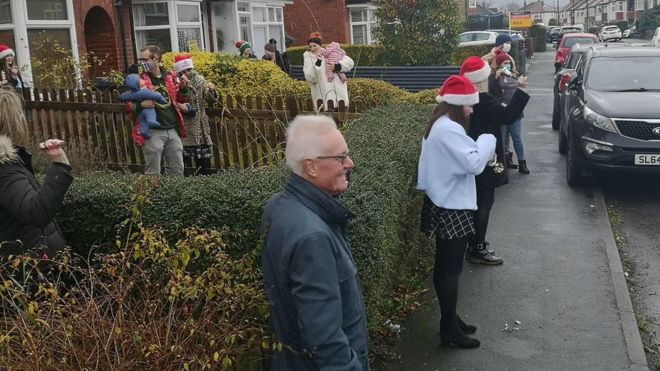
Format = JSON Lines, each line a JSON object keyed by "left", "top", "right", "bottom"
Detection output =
{"left": 552, "top": 97, "right": 560, "bottom": 131}
{"left": 558, "top": 128, "right": 568, "bottom": 154}
{"left": 566, "top": 129, "right": 587, "bottom": 186}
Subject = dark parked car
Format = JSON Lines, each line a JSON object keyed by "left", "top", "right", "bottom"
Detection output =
{"left": 547, "top": 27, "right": 561, "bottom": 43}
{"left": 552, "top": 44, "right": 590, "bottom": 130}
{"left": 551, "top": 26, "right": 583, "bottom": 44}
{"left": 559, "top": 46, "right": 660, "bottom": 186}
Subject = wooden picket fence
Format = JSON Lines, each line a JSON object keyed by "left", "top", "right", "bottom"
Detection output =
{"left": 18, "top": 88, "right": 361, "bottom": 172}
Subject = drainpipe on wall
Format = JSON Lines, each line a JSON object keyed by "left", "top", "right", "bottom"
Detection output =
{"left": 115, "top": 0, "right": 129, "bottom": 73}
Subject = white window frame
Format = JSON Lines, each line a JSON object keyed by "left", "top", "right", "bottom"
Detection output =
{"left": 237, "top": 2, "right": 285, "bottom": 57}
{"left": 132, "top": 0, "right": 204, "bottom": 53}
{"left": 469, "top": 0, "right": 477, "bottom": 7}
{"left": 348, "top": 4, "right": 377, "bottom": 45}
{"left": 3, "top": 0, "right": 78, "bottom": 87}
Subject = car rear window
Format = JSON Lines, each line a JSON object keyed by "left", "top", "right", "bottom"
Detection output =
{"left": 563, "top": 37, "right": 595, "bottom": 48}
{"left": 587, "top": 57, "right": 660, "bottom": 91}
{"left": 603, "top": 26, "right": 619, "bottom": 31}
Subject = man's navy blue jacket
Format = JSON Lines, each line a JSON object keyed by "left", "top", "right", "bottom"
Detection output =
{"left": 260, "top": 174, "right": 369, "bottom": 371}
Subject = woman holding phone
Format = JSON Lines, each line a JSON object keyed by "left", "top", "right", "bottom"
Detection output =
{"left": 0, "top": 89, "right": 73, "bottom": 258}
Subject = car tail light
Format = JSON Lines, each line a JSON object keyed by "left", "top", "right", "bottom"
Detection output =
{"left": 558, "top": 73, "right": 570, "bottom": 92}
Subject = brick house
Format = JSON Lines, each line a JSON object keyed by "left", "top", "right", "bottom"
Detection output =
{"left": 517, "top": 1, "right": 557, "bottom": 25}
{"left": 0, "top": 0, "right": 293, "bottom": 86}
{"left": 283, "top": 0, "right": 378, "bottom": 46}
{"left": 0, "top": 0, "right": 133, "bottom": 85}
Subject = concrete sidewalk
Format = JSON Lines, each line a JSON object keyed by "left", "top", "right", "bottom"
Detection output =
{"left": 385, "top": 51, "right": 648, "bottom": 371}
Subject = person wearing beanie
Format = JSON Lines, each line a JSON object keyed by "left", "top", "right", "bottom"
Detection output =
{"left": 418, "top": 75, "right": 496, "bottom": 349}
{"left": 173, "top": 53, "right": 216, "bottom": 175}
{"left": 303, "top": 32, "right": 354, "bottom": 111}
{"left": 459, "top": 56, "right": 530, "bottom": 265}
{"left": 262, "top": 42, "right": 277, "bottom": 63}
{"left": 492, "top": 53, "right": 530, "bottom": 174}
{"left": 234, "top": 41, "right": 255, "bottom": 59}
{"left": 484, "top": 34, "right": 518, "bottom": 73}
{"left": 0, "top": 44, "right": 24, "bottom": 90}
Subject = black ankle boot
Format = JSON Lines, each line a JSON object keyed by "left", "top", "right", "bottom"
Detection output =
{"left": 506, "top": 152, "right": 518, "bottom": 169}
{"left": 457, "top": 315, "right": 477, "bottom": 335}
{"left": 440, "top": 327, "right": 480, "bottom": 348}
{"left": 519, "top": 160, "right": 530, "bottom": 174}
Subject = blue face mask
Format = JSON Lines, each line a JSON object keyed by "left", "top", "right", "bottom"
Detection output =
{"left": 502, "top": 64, "right": 511, "bottom": 72}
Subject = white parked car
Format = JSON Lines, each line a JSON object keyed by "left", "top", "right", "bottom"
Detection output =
{"left": 598, "top": 25, "right": 622, "bottom": 42}
{"left": 458, "top": 31, "right": 499, "bottom": 47}
{"left": 622, "top": 28, "right": 631, "bottom": 38}
{"left": 652, "top": 27, "right": 660, "bottom": 47}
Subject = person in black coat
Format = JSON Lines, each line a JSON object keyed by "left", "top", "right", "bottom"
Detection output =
{"left": 459, "top": 56, "right": 530, "bottom": 265}
{"left": 0, "top": 89, "right": 73, "bottom": 259}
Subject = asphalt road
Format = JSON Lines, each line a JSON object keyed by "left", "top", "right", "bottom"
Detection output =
{"left": 384, "top": 49, "right": 649, "bottom": 371}
{"left": 601, "top": 173, "right": 660, "bottom": 369}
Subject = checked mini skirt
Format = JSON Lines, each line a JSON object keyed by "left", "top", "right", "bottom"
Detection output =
{"left": 420, "top": 195, "right": 475, "bottom": 240}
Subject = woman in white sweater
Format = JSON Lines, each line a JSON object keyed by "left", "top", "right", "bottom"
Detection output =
{"left": 302, "top": 32, "right": 354, "bottom": 111}
{"left": 417, "top": 75, "right": 496, "bottom": 349}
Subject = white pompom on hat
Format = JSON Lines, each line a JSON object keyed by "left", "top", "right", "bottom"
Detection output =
{"left": 0, "top": 44, "right": 15, "bottom": 60}
{"left": 435, "top": 75, "right": 480, "bottom": 106}
{"left": 459, "top": 55, "right": 491, "bottom": 84}
{"left": 173, "top": 53, "right": 194, "bottom": 73}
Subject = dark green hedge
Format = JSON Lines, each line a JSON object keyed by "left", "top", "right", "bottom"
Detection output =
{"left": 58, "top": 103, "right": 431, "bottom": 332}
{"left": 286, "top": 43, "right": 493, "bottom": 66}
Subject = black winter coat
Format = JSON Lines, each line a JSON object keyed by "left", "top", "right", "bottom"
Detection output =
{"left": 0, "top": 136, "right": 73, "bottom": 258}
{"left": 468, "top": 88, "right": 530, "bottom": 189}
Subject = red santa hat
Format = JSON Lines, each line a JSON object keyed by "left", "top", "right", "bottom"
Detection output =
{"left": 435, "top": 75, "right": 480, "bottom": 106}
{"left": 173, "top": 53, "right": 194, "bottom": 73}
{"left": 0, "top": 44, "right": 15, "bottom": 60}
{"left": 459, "top": 56, "right": 491, "bottom": 84}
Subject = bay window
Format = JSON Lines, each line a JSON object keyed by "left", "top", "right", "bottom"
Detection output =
{"left": 133, "top": 0, "right": 204, "bottom": 53}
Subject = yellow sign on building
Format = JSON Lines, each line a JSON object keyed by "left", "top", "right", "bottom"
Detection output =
{"left": 510, "top": 12, "right": 533, "bottom": 28}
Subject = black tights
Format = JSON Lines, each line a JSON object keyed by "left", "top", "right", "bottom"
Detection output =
{"left": 184, "top": 157, "right": 212, "bottom": 175}
{"left": 471, "top": 186, "right": 495, "bottom": 247}
{"left": 433, "top": 236, "right": 469, "bottom": 333}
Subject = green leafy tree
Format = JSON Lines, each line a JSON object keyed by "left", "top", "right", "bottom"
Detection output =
{"left": 373, "top": 0, "right": 462, "bottom": 65}
{"left": 638, "top": 6, "right": 660, "bottom": 32}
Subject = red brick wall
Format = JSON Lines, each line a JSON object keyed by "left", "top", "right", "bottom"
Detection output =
{"left": 74, "top": 0, "right": 135, "bottom": 73}
{"left": 283, "top": 0, "right": 350, "bottom": 47}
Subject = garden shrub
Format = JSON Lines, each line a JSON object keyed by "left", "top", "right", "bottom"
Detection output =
{"left": 162, "top": 50, "right": 308, "bottom": 100}
{"left": 0, "top": 182, "right": 270, "bottom": 369}
{"left": 161, "top": 50, "right": 437, "bottom": 108}
{"left": 57, "top": 103, "right": 432, "bottom": 350}
{"left": 528, "top": 25, "right": 548, "bottom": 52}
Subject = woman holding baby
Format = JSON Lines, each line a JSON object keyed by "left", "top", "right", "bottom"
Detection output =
{"left": 302, "top": 32, "right": 354, "bottom": 112}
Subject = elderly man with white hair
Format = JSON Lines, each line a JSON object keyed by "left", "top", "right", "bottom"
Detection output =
{"left": 260, "top": 115, "right": 369, "bottom": 371}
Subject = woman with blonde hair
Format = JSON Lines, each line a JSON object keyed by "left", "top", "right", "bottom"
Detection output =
{"left": 0, "top": 89, "right": 73, "bottom": 258}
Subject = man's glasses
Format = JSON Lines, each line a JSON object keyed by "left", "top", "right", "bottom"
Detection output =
{"left": 315, "top": 152, "right": 351, "bottom": 165}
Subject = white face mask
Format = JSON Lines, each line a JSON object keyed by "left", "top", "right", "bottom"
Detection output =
{"left": 502, "top": 43, "right": 512, "bottom": 53}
